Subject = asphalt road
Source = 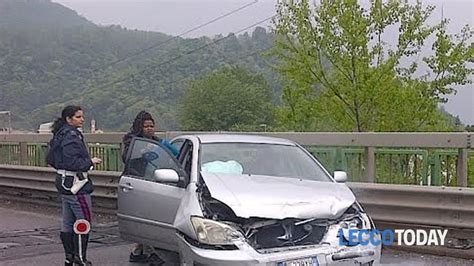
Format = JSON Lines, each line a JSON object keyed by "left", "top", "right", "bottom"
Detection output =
{"left": 0, "top": 202, "right": 473, "bottom": 266}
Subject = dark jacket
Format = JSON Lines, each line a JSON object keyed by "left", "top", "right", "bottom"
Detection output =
{"left": 49, "top": 124, "right": 94, "bottom": 195}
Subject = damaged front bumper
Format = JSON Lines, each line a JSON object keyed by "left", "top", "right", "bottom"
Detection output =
{"left": 176, "top": 232, "right": 381, "bottom": 266}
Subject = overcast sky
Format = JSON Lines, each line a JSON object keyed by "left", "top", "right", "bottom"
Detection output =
{"left": 54, "top": 0, "right": 473, "bottom": 124}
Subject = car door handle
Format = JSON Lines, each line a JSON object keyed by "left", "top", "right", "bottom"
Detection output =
{"left": 120, "top": 183, "right": 134, "bottom": 190}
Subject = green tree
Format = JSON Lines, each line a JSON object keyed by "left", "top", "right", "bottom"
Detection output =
{"left": 272, "top": 0, "right": 473, "bottom": 131}
{"left": 178, "top": 66, "right": 274, "bottom": 131}
{"left": 0, "top": 0, "right": 279, "bottom": 131}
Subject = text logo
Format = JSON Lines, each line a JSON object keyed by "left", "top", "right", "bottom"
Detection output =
{"left": 338, "top": 229, "right": 447, "bottom": 246}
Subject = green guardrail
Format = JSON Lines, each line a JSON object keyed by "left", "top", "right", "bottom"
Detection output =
{"left": 307, "top": 147, "right": 472, "bottom": 186}
{"left": 88, "top": 144, "right": 124, "bottom": 171}
{"left": 429, "top": 150, "right": 474, "bottom": 187}
{"left": 374, "top": 149, "right": 429, "bottom": 185}
{"left": 1, "top": 142, "right": 472, "bottom": 187}
{"left": 27, "top": 143, "right": 48, "bottom": 167}
{"left": 0, "top": 143, "right": 20, "bottom": 165}
{"left": 0, "top": 143, "right": 123, "bottom": 171}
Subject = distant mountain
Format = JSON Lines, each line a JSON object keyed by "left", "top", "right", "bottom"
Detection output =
{"left": 0, "top": 0, "right": 92, "bottom": 29}
{"left": 0, "top": 0, "right": 278, "bottom": 131}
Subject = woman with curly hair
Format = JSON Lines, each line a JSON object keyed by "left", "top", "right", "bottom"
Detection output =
{"left": 122, "top": 111, "right": 178, "bottom": 162}
{"left": 121, "top": 110, "right": 178, "bottom": 264}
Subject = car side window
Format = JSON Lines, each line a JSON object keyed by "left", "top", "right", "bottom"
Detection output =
{"left": 171, "top": 139, "right": 185, "bottom": 155}
{"left": 125, "top": 138, "right": 182, "bottom": 182}
{"left": 177, "top": 140, "right": 193, "bottom": 176}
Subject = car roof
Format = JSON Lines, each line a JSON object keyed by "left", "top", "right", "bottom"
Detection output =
{"left": 192, "top": 134, "right": 296, "bottom": 145}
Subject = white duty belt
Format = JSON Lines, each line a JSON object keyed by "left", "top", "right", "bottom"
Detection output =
{"left": 56, "top": 169, "right": 89, "bottom": 194}
{"left": 56, "top": 170, "right": 89, "bottom": 179}
{"left": 56, "top": 169, "right": 78, "bottom": 177}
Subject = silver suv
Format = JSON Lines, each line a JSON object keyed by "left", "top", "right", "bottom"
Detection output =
{"left": 118, "top": 134, "right": 381, "bottom": 265}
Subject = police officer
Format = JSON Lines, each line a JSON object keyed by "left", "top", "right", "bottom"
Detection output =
{"left": 48, "top": 105, "right": 101, "bottom": 266}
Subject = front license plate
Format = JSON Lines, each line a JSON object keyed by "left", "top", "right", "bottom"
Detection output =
{"left": 277, "top": 257, "right": 319, "bottom": 266}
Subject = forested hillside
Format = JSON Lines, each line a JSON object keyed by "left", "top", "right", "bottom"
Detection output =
{"left": 0, "top": 0, "right": 277, "bottom": 131}
{"left": 1, "top": 0, "right": 465, "bottom": 132}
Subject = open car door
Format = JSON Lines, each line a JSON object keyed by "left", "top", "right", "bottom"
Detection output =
{"left": 117, "top": 137, "right": 187, "bottom": 249}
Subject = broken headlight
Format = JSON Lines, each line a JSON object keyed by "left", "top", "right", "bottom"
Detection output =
{"left": 339, "top": 213, "right": 375, "bottom": 245}
{"left": 341, "top": 212, "right": 372, "bottom": 230}
{"left": 191, "top": 216, "right": 243, "bottom": 245}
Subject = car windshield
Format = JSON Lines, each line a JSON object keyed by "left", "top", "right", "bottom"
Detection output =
{"left": 200, "top": 142, "right": 332, "bottom": 182}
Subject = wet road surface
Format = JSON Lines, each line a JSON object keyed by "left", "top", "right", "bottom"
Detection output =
{"left": 0, "top": 203, "right": 473, "bottom": 266}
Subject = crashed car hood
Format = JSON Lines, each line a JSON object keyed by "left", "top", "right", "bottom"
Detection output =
{"left": 200, "top": 172, "right": 356, "bottom": 219}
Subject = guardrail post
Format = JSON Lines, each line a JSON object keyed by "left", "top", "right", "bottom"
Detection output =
{"left": 457, "top": 148, "right": 468, "bottom": 187}
{"left": 365, "top": 146, "right": 375, "bottom": 183}
{"left": 335, "top": 148, "right": 343, "bottom": 171}
{"left": 19, "top": 142, "right": 27, "bottom": 165}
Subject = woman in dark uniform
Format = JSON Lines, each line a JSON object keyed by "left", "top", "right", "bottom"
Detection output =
{"left": 48, "top": 105, "right": 101, "bottom": 266}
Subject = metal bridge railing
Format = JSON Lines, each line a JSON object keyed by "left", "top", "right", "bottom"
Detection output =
{"left": 0, "top": 132, "right": 471, "bottom": 186}
{"left": 0, "top": 142, "right": 123, "bottom": 171}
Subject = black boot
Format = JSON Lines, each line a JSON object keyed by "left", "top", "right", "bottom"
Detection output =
{"left": 73, "top": 233, "right": 91, "bottom": 266}
{"left": 60, "top": 232, "right": 75, "bottom": 266}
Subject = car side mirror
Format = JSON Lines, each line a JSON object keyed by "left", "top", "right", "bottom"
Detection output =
{"left": 154, "top": 169, "right": 180, "bottom": 184}
{"left": 334, "top": 171, "right": 347, "bottom": 183}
